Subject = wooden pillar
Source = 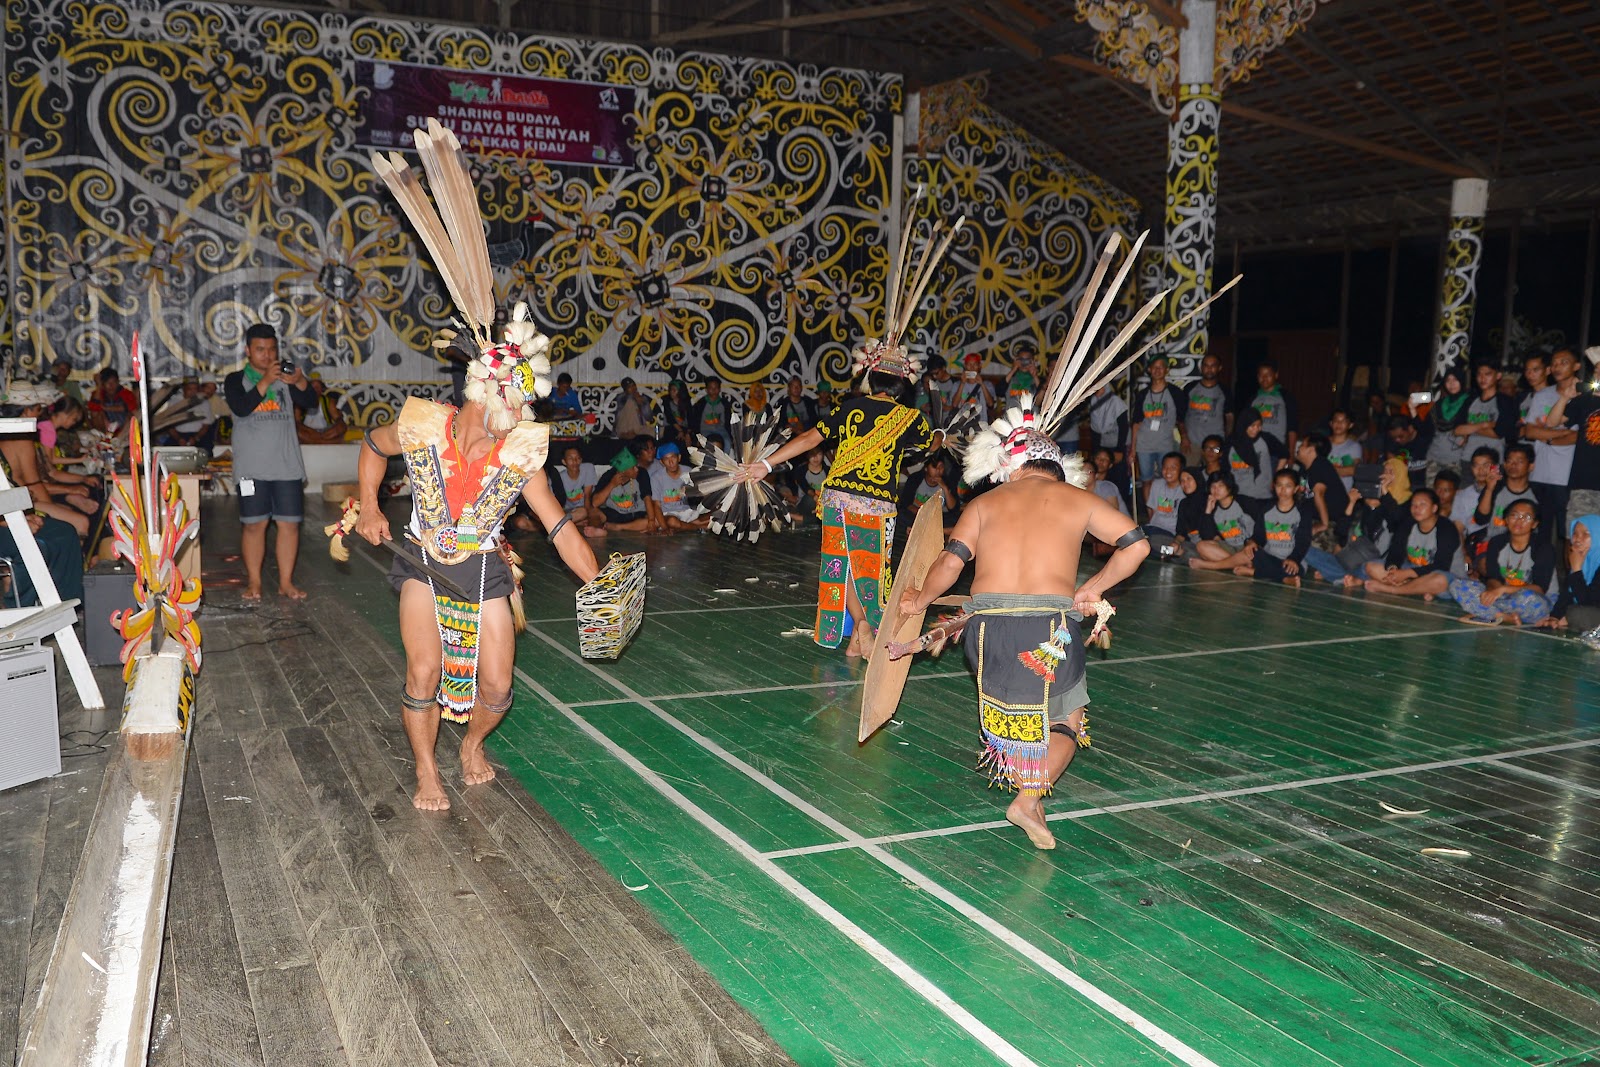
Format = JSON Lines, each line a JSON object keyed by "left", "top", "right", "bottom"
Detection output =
{"left": 1580, "top": 209, "right": 1597, "bottom": 348}
{"left": 1335, "top": 241, "right": 1351, "bottom": 404}
{"left": 1433, "top": 177, "right": 1489, "bottom": 377}
{"left": 1380, "top": 237, "right": 1398, "bottom": 393}
{"left": 1160, "top": 0, "right": 1218, "bottom": 381}
{"left": 1499, "top": 217, "right": 1520, "bottom": 367}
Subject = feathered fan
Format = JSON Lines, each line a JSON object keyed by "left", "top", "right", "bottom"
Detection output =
{"left": 937, "top": 400, "right": 984, "bottom": 458}
{"left": 688, "top": 409, "right": 792, "bottom": 542}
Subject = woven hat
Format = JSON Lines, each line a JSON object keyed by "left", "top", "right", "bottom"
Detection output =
{"left": 3, "top": 381, "right": 62, "bottom": 409}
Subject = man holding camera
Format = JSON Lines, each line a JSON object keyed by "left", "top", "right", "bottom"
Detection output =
{"left": 224, "top": 323, "right": 313, "bottom": 600}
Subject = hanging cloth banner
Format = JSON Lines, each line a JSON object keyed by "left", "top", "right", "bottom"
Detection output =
{"left": 354, "top": 59, "right": 637, "bottom": 168}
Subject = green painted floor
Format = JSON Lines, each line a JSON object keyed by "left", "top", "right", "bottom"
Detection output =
{"left": 326, "top": 508, "right": 1600, "bottom": 1067}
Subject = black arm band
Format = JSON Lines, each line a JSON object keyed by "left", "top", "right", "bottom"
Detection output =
{"left": 1114, "top": 527, "right": 1149, "bottom": 549}
{"left": 945, "top": 539, "right": 974, "bottom": 563}
{"left": 546, "top": 515, "right": 572, "bottom": 543}
{"left": 363, "top": 427, "right": 396, "bottom": 458}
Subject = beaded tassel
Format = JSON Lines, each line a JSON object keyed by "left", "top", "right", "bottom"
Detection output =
{"left": 1017, "top": 622, "right": 1073, "bottom": 681}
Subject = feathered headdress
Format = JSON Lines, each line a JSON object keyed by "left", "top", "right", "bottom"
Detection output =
{"left": 851, "top": 185, "right": 965, "bottom": 382}
{"left": 370, "top": 119, "right": 552, "bottom": 433}
{"left": 963, "top": 392, "right": 1089, "bottom": 488}
{"left": 965, "top": 229, "right": 1240, "bottom": 485}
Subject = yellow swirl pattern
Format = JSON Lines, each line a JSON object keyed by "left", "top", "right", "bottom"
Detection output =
{"left": 3, "top": 0, "right": 899, "bottom": 405}
{"left": 911, "top": 80, "right": 1139, "bottom": 373}
{"left": 1162, "top": 83, "right": 1220, "bottom": 375}
{"left": 1435, "top": 214, "right": 1485, "bottom": 371}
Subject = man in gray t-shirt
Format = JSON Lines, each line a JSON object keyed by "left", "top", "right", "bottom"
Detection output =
{"left": 1183, "top": 354, "right": 1230, "bottom": 462}
{"left": 223, "top": 323, "right": 313, "bottom": 600}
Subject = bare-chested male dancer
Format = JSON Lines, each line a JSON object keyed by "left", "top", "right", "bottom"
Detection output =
{"left": 898, "top": 415, "right": 1149, "bottom": 849}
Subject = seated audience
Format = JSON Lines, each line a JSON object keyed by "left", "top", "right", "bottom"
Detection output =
{"left": 1471, "top": 442, "right": 1539, "bottom": 537}
{"left": 1187, "top": 472, "right": 1257, "bottom": 572}
{"left": 0, "top": 511, "right": 83, "bottom": 607}
{"left": 1446, "top": 499, "right": 1554, "bottom": 625}
{"left": 777, "top": 378, "right": 819, "bottom": 438}
{"left": 295, "top": 371, "right": 348, "bottom": 444}
{"left": 549, "top": 373, "right": 584, "bottom": 419}
{"left": 651, "top": 443, "right": 709, "bottom": 531}
{"left": 781, "top": 446, "right": 828, "bottom": 523}
{"left": 1143, "top": 451, "right": 1186, "bottom": 554}
{"left": 1539, "top": 514, "right": 1600, "bottom": 634}
{"left": 1326, "top": 409, "right": 1361, "bottom": 488}
{"left": 592, "top": 446, "right": 658, "bottom": 533}
{"left": 1199, "top": 434, "right": 1226, "bottom": 478}
{"left": 1360, "top": 487, "right": 1459, "bottom": 599}
{"left": 662, "top": 379, "right": 693, "bottom": 447}
{"left": 1384, "top": 412, "right": 1432, "bottom": 485}
{"left": 900, "top": 453, "right": 961, "bottom": 531}
{"left": 1225, "top": 409, "right": 1284, "bottom": 519}
{"left": 1086, "top": 447, "right": 1128, "bottom": 515}
{"left": 1295, "top": 433, "right": 1345, "bottom": 539}
{"left": 1248, "top": 469, "right": 1313, "bottom": 586}
{"left": 1431, "top": 468, "right": 1471, "bottom": 575}
{"left": 1171, "top": 467, "right": 1207, "bottom": 555}
{"left": 547, "top": 445, "right": 606, "bottom": 537}
{"left": 1303, "top": 459, "right": 1410, "bottom": 583}
{"left": 689, "top": 379, "right": 733, "bottom": 448}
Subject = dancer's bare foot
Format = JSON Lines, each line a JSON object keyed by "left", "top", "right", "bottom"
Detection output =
{"left": 1006, "top": 794, "right": 1056, "bottom": 850}
{"left": 845, "top": 625, "right": 872, "bottom": 659}
{"left": 460, "top": 741, "right": 496, "bottom": 786}
{"left": 413, "top": 766, "right": 450, "bottom": 810}
{"left": 242, "top": 584, "right": 263, "bottom": 602}
{"left": 279, "top": 583, "right": 308, "bottom": 600}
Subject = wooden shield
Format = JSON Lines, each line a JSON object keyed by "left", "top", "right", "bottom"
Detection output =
{"left": 858, "top": 490, "right": 950, "bottom": 743}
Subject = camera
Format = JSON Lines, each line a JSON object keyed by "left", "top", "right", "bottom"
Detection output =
{"left": 279, "top": 359, "right": 297, "bottom": 375}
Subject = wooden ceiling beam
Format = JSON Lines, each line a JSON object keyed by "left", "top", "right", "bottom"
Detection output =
{"left": 654, "top": 0, "right": 927, "bottom": 44}
{"left": 652, "top": 0, "right": 765, "bottom": 43}
{"left": 1220, "top": 101, "right": 1479, "bottom": 179}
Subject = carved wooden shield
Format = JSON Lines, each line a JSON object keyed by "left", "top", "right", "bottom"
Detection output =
{"left": 858, "top": 490, "right": 950, "bottom": 743}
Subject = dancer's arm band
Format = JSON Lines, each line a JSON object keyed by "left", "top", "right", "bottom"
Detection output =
{"left": 759, "top": 458, "right": 773, "bottom": 474}
{"left": 363, "top": 428, "right": 395, "bottom": 458}
{"left": 546, "top": 515, "right": 572, "bottom": 543}
{"left": 945, "top": 539, "right": 974, "bottom": 563}
{"left": 1114, "top": 527, "right": 1148, "bottom": 549}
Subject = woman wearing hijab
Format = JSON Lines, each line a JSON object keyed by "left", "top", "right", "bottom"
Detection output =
{"left": 1537, "top": 514, "right": 1600, "bottom": 634}
{"left": 1446, "top": 499, "right": 1555, "bottom": 625}
{"left": 661, "top": 378, "right": 693, "bottom": 449}
{"left": 1418, "top": 363, "right": 1472, "bottom": 478}
{"left": 1225, "top": 408, "right": 1286, "bottom": 520}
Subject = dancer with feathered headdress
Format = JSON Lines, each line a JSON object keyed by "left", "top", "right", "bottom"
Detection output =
{"left": 350, "top": 119, "right": 602, "bottom": 811}
{"left": 896, "top": 230, "right": 1239, "bottom": 850}
{"left": 734, "top": 187, "right": 964, "bottom": 657}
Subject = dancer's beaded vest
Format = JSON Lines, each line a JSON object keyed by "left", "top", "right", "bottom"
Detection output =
{"left": 397, "top": 397, "right": 548, "bottom": 718}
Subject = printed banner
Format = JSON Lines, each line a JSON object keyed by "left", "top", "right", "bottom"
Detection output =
{"left": 355, "top": 60, "right": 636, "bottom": 168}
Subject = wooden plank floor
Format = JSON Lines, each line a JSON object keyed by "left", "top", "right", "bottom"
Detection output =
{"left": 10, "top": 491, "right": 1600, "bottom": 1066}
{"left": 1, "top": 503, "right": 794, "bottom": 1067}
{"left": 320, "top": 498, "right": 1597, "bottom": 1067}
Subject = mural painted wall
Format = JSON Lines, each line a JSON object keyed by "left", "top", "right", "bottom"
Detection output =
{"left": 911, "top": 79, "right": 1140, "bottom": 375}
{"left": 2, "top": 0, "right": 900, "bottom": 423}
{"left": 2, "top": 6, "right": 1142, "bottom": 427}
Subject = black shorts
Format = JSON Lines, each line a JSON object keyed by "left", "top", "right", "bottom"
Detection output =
{"left": 386, "top": 548, "right": 516, "bottom": 603}
{"left": 601, "top": 507, "right": 646, "bottom": 524}
{"left": 238, "top": 478, "right": 304, "bottom": 524}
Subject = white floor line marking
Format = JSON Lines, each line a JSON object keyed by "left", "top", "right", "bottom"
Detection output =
{"left": 1494, "top": 761, "right": 1600, "bottom": 800}
{"left": 761, "top": 735, "right": 1600, "bottom": 859}
{"left": 1294, "top": 582, "right": 1571, "bottom": 642}
{"left": 344, "top": 527, "right": 1038, "bottom": 1065}
{"left": 511, "top": 668, "right": 1040, "bottom": 1067}
{"left": 526, "top": 600, "right": 814, "bottom": 624}
{"left": 524, "top": 627, "right": 1221, "bottom": 1067}
{"left": 568, "top": 625, "right": 1494, "bottom": 708}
